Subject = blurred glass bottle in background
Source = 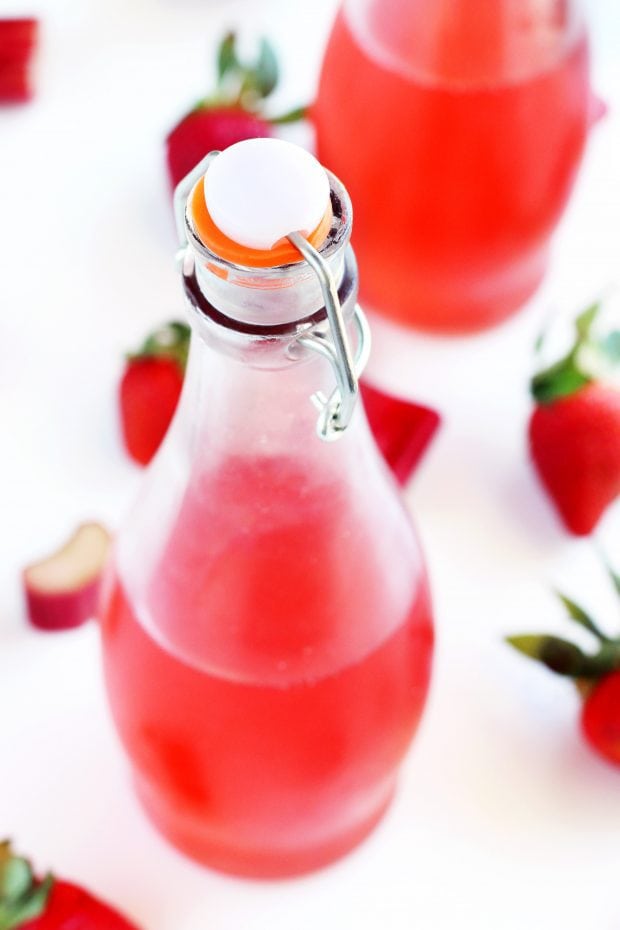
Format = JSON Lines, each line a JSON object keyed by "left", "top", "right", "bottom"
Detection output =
{"left": 315, "top": 0, "right": 591, "bottom": 333}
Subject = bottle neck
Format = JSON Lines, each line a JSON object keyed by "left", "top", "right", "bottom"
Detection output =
{"left": 175, "top": 247, "right": 364, "bottom": 462}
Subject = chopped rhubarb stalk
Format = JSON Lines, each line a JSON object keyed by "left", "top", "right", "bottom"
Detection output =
{"left": 360, "top": 380, "right": 441, "bottom": 486}
{"left": 0, "top": 18, "right": 38, "bottom": 102}
{"left": 0, "top": 61, "right": 31, "bottom": 102}
{"left": 0, "top": 18, "right": 38, "bottom": 53}
{"left": 23, "top": 523, "right": 111, "bottom": 631}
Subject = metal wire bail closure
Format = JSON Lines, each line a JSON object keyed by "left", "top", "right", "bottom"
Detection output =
{"left": 287, "top": 231, "right": 369, "bottom": 442}
{"left": 174, "top": 151, "right": 370, "bottom": 443}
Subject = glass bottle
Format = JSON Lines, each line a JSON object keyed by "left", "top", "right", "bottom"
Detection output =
{"left": 315, "top": 0, "right": 591, "bottom": 333}
{"left": 100, "top": 141, "right": 434, "bottom": 878}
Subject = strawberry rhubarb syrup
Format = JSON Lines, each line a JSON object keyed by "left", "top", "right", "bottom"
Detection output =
{"left": 101, "top": 455, "right": 432, "bottom": 877}
{"left": 315, "top": 0, "right": 590, "bottom": 332}
{"left": 100, "top": 141, "right": 434, "bottom": 877}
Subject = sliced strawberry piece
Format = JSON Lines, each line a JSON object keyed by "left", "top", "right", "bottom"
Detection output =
{"left": 23, "top": 522, "right": 111, "bottom": 631}
{"left": 360, "top": 381, "right": 441, "bottom": 485}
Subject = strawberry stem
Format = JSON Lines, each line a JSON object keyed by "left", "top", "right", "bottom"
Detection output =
{"left": 0, "top": 843, "right": 53, "bottom": 930}
{"left": 128, "top": 321, "right": 191, "bottom": 373}
{"left": 531, "top": 301, "right": 602, "bottom": 405}
{"left": 555, "top": 591, "right": 612, "bottom": 642}
{"left": 211, "top": 32, "right": 280, "bottom": 111}
{"left": 270, "top": 105, "right": 307, "bottom": 125}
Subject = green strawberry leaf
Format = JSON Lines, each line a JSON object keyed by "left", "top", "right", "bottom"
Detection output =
{"left": 604, "top": 560, "right": 620, "bottom": 600}
{"left": 0, "top": 875, "right": 53, "bottom": 930}
{"left": 531, "top": 356, "right": 591, "bottom": 404}
{"left": 531, "top": 300, "right": 620, "bottom": 404}
{"left": 506, "top": 634, "right": 589, "bottom": 676}
{"left": 217, "top": 33, "right": 239, "bottom": 84}
{"left": 599, "top": 330, "right": 620, "bottom": 365}
{"left": 252, "top": 38, "right": 279, "bottom": 98}
{"left": 555, "top": 591, "right": 611, "bottom": 642}
{"left": 0, "top": 857, "right": 31, "bottom": 903}
{"left": 270, "top": 105, "right": 307, "bottom": 125}
{"left": 130, "top": 321, "right": 191, "bottom": 373}
{"left": 0, "top": 844, "right": 53, "bottom": 930}
{"left": 575, "top": 301, "right": 601, "bottom": 340}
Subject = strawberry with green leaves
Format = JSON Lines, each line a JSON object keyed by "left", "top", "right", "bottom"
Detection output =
{"left": 119, "top": 321, "right": 190, "bottom": 466}
{"left": 508, "top": 564, "right": 620, "bottom": 766}
{"left": 0, "top": 842, "right": 138, "bottom": 929}
{"left": 166, "top": 33, "right": 306, "bottom": 189}
{"left": 529, "top": 302, "right": 620, "bottom": 535}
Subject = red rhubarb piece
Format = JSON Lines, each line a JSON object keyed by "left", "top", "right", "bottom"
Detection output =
{"left": 361, "top": 380, "right": 441, "bottom": 485}
{"left": 0, "top": 18, "right": 38, "bottom": 102}
{"left": 23, "top": 522, "right": 111, "bottom": 631}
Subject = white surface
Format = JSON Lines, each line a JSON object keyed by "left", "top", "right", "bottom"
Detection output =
{"left": 1, "top": 1, "right": 620, "bottom": 929}
{"left": 205, "top": 138, "right": 330, "bottom": 249}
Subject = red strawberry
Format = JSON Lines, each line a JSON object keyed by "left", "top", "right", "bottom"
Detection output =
{"left": 166, "top": 32, "right": 306, "bottom": 189}
{"left": 581, "top": 671, "right": 620, "bottom": 765}
{"left": 529, "top": 302, "right": 620, "bottom": 535}
{"left": 119, "top": 322, "right": 189, "bottom": 466}
{"left": 167, "top": 107, "right": 271, "bottom": 191}
{"left": 0, "top": 842, "right": 139, "bottom": 929}
{"left": 508, "top": 565, "right": 620, "bottom": 767}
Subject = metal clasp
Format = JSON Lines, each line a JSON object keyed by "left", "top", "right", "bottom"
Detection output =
{"left": 174, "top": 151, "right": 370, "bottom": 442}
{"left": 287, "top": 232, "right": 370, "bottom": 442}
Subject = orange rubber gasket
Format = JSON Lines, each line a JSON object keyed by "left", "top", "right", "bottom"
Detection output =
{"left": 190, "top": 176, "right": 333, "bottom": 269}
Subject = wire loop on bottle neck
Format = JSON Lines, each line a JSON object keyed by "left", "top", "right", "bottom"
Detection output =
{"left": 288, "top": 231, "right": 368, "bottom": 441}
{"left": 174, "top": 152, "right": 370, "bottom": 442}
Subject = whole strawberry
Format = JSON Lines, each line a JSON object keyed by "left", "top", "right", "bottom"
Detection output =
{"left": 0, "top": 842, "right": 138, "bottom": 929}
{"left": 166, "top": 33, "right": 305, "bottom": 189}
{"left": 529, "top": 302, "right": 620, "bottom": 535}
{"left": 119, "top": 321, "right": 189, "bottom": 466}
{"left": 508, "top": 565, "right": 620, "bottom": 767}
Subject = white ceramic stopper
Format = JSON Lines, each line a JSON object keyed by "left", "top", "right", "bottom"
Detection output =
{"left": 204, "top": 138, "right": 331, "bottom": 251}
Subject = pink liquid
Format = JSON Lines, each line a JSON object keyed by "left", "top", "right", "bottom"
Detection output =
{"left": 101, "top": 456, "right": 433, "bottom": 877}
{"left": 315, "top": 6, "right": 590, "bottom": 332}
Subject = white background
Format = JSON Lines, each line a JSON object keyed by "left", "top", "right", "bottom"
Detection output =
{"left": 1, "top": 1, "right": 620, "bottom": 928}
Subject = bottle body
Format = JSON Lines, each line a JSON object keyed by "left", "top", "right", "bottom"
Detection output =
{"left": 315, "top": 0, "right": 590, "bottom": 333}
{"left": 100, "top": 257, "right": 433, "bottom": 876}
